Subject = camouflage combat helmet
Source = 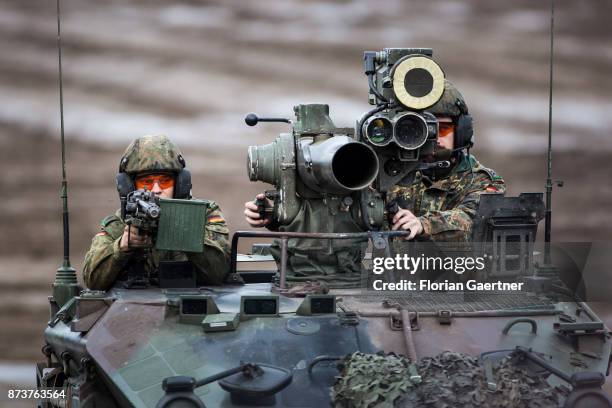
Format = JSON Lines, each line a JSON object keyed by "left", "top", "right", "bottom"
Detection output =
{"left": 427, "top": 80, "right": 474, "bottom": 153}
{"left": 427, "top": 80, "right": 469, "bottom": 117}
{"left": 119, "top": 134, "right": 185, "bottom": 175}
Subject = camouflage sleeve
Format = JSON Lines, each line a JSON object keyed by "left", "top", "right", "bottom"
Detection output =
{"left": 419, "top": 171, "right": 506, "bottom": 242}
{"left": 186, "top": 201, "right": 231, "bottom": 285}
{"left": 82, "top": 215, "right": 131, "bottom": 291}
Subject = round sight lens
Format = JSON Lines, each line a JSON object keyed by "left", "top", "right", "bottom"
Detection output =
{"left": 365, "top": 117, "right": 393, "bottom": 146}
{"left": 404, "top": 68, "right": 434, "bottom": 98}
{"left": 394, "top": 113, "right": 428, "bottom": 150}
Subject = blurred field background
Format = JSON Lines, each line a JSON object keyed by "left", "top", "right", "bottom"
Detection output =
{"left": 0, "top": 0, "right": 611, "bottom": 404}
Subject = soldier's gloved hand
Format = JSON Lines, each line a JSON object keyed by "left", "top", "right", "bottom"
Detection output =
{"left": 391, "top": 208, "right": 423, "bottom": 240}
{"left": 119, "top": 224, "right": 152, "bottom": 251}
{"left": 244, "top": 193, "right": 273, "bottom": 228}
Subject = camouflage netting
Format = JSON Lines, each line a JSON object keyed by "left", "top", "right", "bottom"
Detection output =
{"left": 332, "top": 351, "right": 565, "bottom": 408}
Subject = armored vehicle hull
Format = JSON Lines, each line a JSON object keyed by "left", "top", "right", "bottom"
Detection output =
{"left": 38, "top": 249, "right": 612, "bottom": 407}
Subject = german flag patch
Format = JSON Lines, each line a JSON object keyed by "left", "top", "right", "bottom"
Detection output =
{"left": 485, "top": 186, "right": 499, "bottom": 193}
{"left": 207, "top": 215, "right": 225, "bottom": 224}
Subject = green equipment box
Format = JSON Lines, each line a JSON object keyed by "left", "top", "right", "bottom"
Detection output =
{"left": 156, "top": 198, "right": 207, "bottom": 253}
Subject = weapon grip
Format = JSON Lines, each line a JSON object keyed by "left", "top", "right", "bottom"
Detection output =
{"left": 387, "top": 201, "right": 399, "bottom": 224}
{"left": 396, "top": 197, "right": 412, "bottom": 210}
{"left": 255, "top": 197, "right": 266, "bottom": 220}
{"left": 387, "top": 197, "right": 413, "bottom": 224}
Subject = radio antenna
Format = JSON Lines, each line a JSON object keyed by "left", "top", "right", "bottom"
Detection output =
{"left": 531, "top": 0, "right": 564, "bottom": 281}
{"left": 543, "top": 0, "right": 560, "bottom": 267}
{"left": 52, "top": 0, "right": 79, "bottom": 308}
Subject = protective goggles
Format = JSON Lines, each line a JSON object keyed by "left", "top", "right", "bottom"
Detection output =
{"left": 438, "top": 122, "right": 455, "bottom": 138}
{"left": 135, "top": 173, "right": 175, "bottom": 190}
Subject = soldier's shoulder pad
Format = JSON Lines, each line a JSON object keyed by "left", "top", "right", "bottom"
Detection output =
{"left": 100, "top": 214, "right": 121, "bottom": 227}
{"left": 205, "top": 199, "right": 220, "bottom": 209}
{"left": 190, "top": 198, "right": 216, "bottom": 209}
{"left": 474, "top": 164, "right": 503, "bottom": 182}
{"left": 197, "top": 199, "right": 221, "bottom": 213}
{"left": 98, "top": 214, "right": 124, "bottom": 240}
{"left": 198, "top": 200, "right": 225, "bottom": 224}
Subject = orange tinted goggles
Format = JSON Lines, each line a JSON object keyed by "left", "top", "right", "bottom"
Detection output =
{"left": 438, "top": 122, "right": 455, "bottom": 138}
{"left": 135, "top": 174, "right": 175, "bottom": 190}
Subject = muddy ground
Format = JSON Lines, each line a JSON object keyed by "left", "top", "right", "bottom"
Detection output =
{"left": 0, "top": 0, "right": 611, "bottom": 403}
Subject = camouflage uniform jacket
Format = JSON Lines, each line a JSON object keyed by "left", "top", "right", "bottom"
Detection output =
{"left": 388, "top": 154, "right": 506, "bottom": 242}
{"left": 83, "top": 200, "right": 230, "bottom": 290}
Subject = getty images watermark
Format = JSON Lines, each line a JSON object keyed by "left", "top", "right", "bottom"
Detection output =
{"left": 370, "top": 254, "right": 525, "bottom": 291}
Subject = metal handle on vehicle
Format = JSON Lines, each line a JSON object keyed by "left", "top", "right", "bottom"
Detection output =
{"left": 502, "top": 318, "right": 538, "bottom": 335}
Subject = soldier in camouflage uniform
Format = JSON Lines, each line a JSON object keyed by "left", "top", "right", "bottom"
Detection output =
{"left": 83, "top": 135, "right": 231, "bottom": 290}
{"left": 389, "top": 80, "right": 506, "bottom": 242}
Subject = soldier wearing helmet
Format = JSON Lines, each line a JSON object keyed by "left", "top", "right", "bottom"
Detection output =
{"left": 83, "top": 135, "right": 231, "bottom": 290}
{"left": 388, "top": 80, "right": 506, "bottom": 241}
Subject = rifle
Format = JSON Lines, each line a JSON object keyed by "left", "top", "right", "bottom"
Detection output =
{"left": 124, "top": 189, "right": 161, "bottom": 249}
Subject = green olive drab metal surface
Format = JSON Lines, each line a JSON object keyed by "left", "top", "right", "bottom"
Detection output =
{"left": 40, "top": 265, "right": 612, "bottom": 407}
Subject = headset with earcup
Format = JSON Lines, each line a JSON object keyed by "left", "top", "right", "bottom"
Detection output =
{"left": 426, "top": 82, "right": 474, "bottom": 152}
{"left": 453, "top": 101, "right": 474, "bottom": 150}
{"left": 116, "top": 159, "right": 191, "bottom": 199}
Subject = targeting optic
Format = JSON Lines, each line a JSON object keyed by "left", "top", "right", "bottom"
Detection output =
{"left": 391, "top": 55, "right": 445, "bottom": 109}
{"left": 363, "top": 112, "right": 437, "bottom": 151}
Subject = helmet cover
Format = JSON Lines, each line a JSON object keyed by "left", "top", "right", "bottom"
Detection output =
{"left": 120, "top": 134, "right": 185, "bottom": 175}
{"left": 427, "top": 80, "right": 468, "bottom": 118}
